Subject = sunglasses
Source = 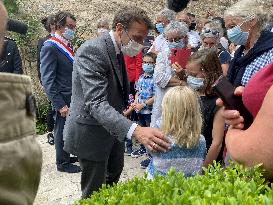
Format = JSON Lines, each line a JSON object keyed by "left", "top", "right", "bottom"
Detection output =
{"left": 202, "top": 28, "right": 219, "bottom": 36}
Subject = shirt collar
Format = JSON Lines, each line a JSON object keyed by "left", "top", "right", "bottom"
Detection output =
{"left": 54, "top": 33, "right": 69, "bottom": 46}
{"left": 143, "top": 73, "right": 153, "bottom": 78}
{"left": 109, "top": 30, "right": 121, "bottom": 54}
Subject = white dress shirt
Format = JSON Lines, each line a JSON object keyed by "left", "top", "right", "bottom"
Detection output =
{"left": 109, "top": 30, "right": 138, "bottom": 140}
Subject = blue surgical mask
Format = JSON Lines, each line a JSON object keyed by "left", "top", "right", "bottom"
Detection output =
{"left": 187, "top": 75, "right": 204, "bottom": 90}
{"left": 156, "top": 23, "right": 164, "bottom": 34}
{"left": 142, "top": 63, "right": 154, "bottom": 74}
{"left": 227, "top": 24, "right": 249, "bottom": 46}
{"left": 63, "top": 28, "right": 76, "bottom": 41}
{"left": 168, "top": 40, "right": 185, "bottom": 49}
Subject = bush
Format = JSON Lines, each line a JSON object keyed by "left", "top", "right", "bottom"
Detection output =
{"left": 76, "top": 163, "right": 273, "bottom": 205}
{"left": 36, "top": 102, "right": 48, "bottom": 135}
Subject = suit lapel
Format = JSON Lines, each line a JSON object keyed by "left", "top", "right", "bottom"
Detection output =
{"left": 104, "top": 33, "right": 124, "bottom": 88}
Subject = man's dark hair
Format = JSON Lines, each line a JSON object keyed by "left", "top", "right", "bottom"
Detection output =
{"left": 41, "top": 14, "right": 56, "bottom": 32}
{"left": 55, "top": 11, "right": 76, "bottom": 29}
{"left": 143, "top": 52, "right": 157, "bottom": 62}
{"left": 112, "top": 6, "right": 153, "bottom": 31}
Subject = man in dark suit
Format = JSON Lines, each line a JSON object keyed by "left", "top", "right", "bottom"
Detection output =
{"left": 37, "top": 14, "right": 56, "bottom": 81}
{"left": 64, "top": 6, "right": 170, "bottom": 198}
{"left": 37, "top": 14, "right": 56, "bottom": 146}
{"left": 0, "top": 37, "right": 23, "bottom": 74}
{"left": 40, "top": 11, "right": 80, "bottom": 173}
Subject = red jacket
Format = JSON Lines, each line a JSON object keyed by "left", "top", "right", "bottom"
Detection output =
{"left": 124, "top": 52, "right": 142, "bottom": 83}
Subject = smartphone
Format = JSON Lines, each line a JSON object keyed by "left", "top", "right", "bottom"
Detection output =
{"left": 170, "top": 48, "right": 191, "bottom": 68}
{"left": 212, "top": 76, "right": 253, "bottom": 129}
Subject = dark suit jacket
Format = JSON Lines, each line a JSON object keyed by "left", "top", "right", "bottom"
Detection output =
{"left": 37, "top": 34, "right": 51, "bottom": 82}
{"left": 40, "top": 41, "right": 73, "bottom": 111}
{"left": 64, "top": 33, "right": 133, "bottom": 161}
{"left": 0, "top": 38, "right": 23, "bottom": 74}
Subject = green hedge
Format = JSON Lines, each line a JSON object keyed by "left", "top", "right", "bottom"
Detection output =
{"left": 76, "top": 163, "right": 273, "bottom": 205}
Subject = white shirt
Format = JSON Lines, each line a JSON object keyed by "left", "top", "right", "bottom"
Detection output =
{"left": 148, "top": 34, "right": 168, "bottom": 53}
{"left": 188, "top": 30, "right": 201, "bottom": 48}
{"left": 109, "top": 30, "right": 138, "bottom": 140}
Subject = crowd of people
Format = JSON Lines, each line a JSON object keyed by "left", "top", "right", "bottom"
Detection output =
{"left": 0, "top": 0, "right": 273, "bottom": 203}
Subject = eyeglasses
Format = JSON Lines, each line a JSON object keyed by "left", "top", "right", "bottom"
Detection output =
{"left": 202, "top": 28, "right": 219, "bottom": 36}
{"left": 167, "top": 38, "right": 183, "bottom": 43}
{"left": 122, "top": 27, "right": 145, "bottom": 45}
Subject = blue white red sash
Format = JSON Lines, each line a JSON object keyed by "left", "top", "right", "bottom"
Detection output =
{"left": 45, "top": 37, "right": 75, "bottom": 62}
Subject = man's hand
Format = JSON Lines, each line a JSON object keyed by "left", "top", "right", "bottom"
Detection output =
{"left": 59, "top": 105, "right": 69, "bottom": 118}
{"left": 216, "top": 86, "right": 245, "bottom": 129}
{"left": 133, "top": 126, "right": 171, "bottom": 152}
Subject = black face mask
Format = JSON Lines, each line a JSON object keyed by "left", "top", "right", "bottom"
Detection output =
{"left": 189, "top": 22, "right": 196, "bottom": 31}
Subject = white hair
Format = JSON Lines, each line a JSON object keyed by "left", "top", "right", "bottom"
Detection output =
{"left": 156, "top": 8, "right": 176, "bottom": 22}
{"left": 224, "top": 0, "right": 271, "bottom": 32}
{"left": 164, "top": 21, "right": 189, "bottom": 37}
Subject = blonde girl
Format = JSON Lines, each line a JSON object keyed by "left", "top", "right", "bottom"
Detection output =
{"left": 147, "top": 86, "right": 206, "bottom": 178}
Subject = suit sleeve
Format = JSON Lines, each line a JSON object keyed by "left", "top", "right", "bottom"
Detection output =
{"left": 40, "top": 44, "right": 66, "bottom": 110}
{"left": 37, "top": 39, "right": 44, "bottom": 82}
{"left": 75, "top": 42, "right": 133, "bottom": 142}
{"left": 10, "top": 41, "right": 23, "bottom": 74}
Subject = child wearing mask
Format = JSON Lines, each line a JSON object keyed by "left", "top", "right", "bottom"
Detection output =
{"left": 185, "top": 49, "right": 225, "bottom": 167}
{"left": 131, "top": 53, "right": 157, "bottom": 169}
{"left": 147, "top": 86, "right": 206, "bottom": 179}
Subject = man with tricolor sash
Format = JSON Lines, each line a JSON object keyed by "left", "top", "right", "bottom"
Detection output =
{"left": 40, "top": 11, "right": 80, "bottom": 173}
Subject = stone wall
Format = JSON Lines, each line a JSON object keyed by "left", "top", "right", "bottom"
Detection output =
{"left": 18, "top": 0, "right": 241, "bottom": 38}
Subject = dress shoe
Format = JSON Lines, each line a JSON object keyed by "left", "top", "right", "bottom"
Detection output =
{"left": 57, "top": 163, "right": 81, "bottom": 173}
{"left": 70, "top": 157, "right": 79, "bottom": 163}
{"left": 47, "top": 133, "right": 54, "bottom": 145}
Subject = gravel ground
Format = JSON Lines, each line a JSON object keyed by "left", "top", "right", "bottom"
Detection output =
{"left": 34, "top": 135, "right": 145, "bottom": 205}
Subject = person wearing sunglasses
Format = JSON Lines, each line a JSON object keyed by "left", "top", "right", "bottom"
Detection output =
{"left": 200, "top": 25, "right": 231, "bottom": 76}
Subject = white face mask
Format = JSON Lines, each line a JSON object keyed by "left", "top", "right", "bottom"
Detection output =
{"left": 121, "top": 31, "right": 144, "bottom": 57}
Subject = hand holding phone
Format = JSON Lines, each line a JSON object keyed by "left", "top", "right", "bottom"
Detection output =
{"left": 212, "top": 76, "right": 253, "bottom": 129}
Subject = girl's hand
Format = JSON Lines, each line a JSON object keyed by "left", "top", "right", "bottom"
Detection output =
{"left": 134, "top": 103, "right": 145, "bottom": 112}
{"left": 172, "top": 62, "right": 184, "bottom": 73}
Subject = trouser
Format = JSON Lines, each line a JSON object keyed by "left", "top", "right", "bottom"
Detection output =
{"left": 138, "top": 113, "right": 151, "bottom": 127}
{"left": 79, "top": 139, "right": 124, "bottom": 198}
{"left": 47, "top": 102, "right": 55, "bottom": 132}
{"left": 0, "top": 73, "right": 42, "bottom": 205}
{"left": 125, "top": 82, "right": 137, "bottom": 149}
{"left": 54, "top": 112, "right": 70, "bottom": 166}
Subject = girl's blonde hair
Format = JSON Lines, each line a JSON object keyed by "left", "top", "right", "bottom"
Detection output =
{"left": 161, "top": 86, "right": 202, "bottom": 148}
